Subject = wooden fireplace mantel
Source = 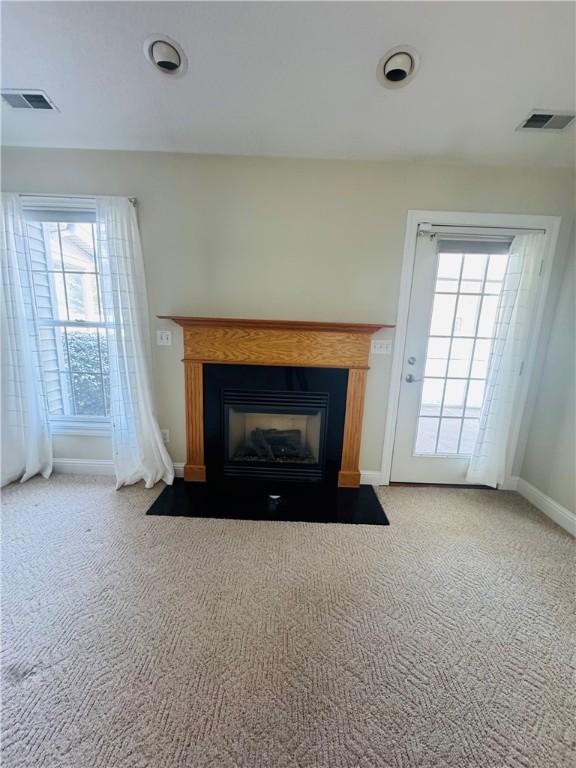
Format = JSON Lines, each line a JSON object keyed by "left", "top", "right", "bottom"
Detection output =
{"left": 160, "top": 316, "right": 389, "bottom": 333}
{"left": 159, "top": 316, "right": 393, "bottom": 487}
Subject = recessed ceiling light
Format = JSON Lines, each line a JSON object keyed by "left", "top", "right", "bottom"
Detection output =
{"left": 144, "top": 34, "right": 188, "bottom": 78}
{"left": 377, "top": 46, "right": 420, "bottom": 89}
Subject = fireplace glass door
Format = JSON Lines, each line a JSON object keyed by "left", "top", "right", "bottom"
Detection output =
{"left": 223, "top": 390, "right": 329, "bottom": 481}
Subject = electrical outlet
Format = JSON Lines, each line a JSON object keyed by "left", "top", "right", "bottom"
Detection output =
{"left": 371, "top": 339, "right": 392, "bottom": 355}
{"left": 156, "top": 330, "right": 172, "bottom": 346}
{"left": 160, "top": 429, "right": 169, "bottom": 444}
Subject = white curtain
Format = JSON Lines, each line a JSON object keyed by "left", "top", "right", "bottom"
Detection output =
{"left": 1, "top": 194, "right": 53, "bottom": 486}
{"left": 96, "top": 197, "right": 174, "bottom": 489}
{"left": 467, "top": 232, "right": 545, "bottom": 487}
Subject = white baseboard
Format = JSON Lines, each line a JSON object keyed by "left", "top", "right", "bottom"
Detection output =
{"left": 360, "top": 470, "right": 384, "bottom": 486}
{"left": 53, "top": 458, "right": 115, "bottom": 476}
{"left": 514, "top": 476, "right": 575, "bottom": 536}
{"left": 501, "top": 476, "right": 519, "bottom": 491}
{"left": 53, "top": 458, "right": 186, "bottom": 479}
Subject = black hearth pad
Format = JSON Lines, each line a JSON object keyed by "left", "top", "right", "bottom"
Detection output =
{"left": 146, "top": 479, "right": 389, "bottom": 526}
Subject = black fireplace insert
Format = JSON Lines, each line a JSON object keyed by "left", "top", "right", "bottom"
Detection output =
{"left": 204, "top": 364, "right": 348, "bottom": 485}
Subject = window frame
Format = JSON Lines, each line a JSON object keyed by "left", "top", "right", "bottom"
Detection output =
{"left": 22, "top": 198, "right": 112, "bottom": 437}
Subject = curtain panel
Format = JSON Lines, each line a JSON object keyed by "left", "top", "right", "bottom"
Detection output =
{"left": 1, "top": 193, "right": 53, "bottom": 486}
{"left": 467, "top": 232, "right": 546, "bottom": 487}
{"left": 95, "top": 197, "right": 174, "bottom": 488}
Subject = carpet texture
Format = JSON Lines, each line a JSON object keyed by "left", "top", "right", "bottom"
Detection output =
{"left": 1, "top": 475, "right": 574, "bottom": 768}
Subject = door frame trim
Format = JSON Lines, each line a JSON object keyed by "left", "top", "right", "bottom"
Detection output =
{"left": 380, "top": 209, "right": 561, "bottom": 486}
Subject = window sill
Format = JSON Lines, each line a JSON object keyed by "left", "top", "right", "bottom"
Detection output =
{"left": 50, "top": 418, "right": 112, "bottom": 438}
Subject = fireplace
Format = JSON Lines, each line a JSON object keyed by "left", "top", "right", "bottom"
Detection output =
{"left": 159, "top": 316, "right": 392, "bottom": 487}
{"left": 204, "top": 364, "right": 348, "bottom": 485}
{"left": 151, "top": 316, "right": 391, "bottom": 524}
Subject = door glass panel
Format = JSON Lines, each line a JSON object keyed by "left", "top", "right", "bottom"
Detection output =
{"left": 437, "top": 419, "right": 461, "bottom": 453}
{"left": 465, "top": 380, "right": 485, "bottom": 418}
{"left": 435, "top": 278, "right": 458, "bottom": 293}
{"left": 454, "top": 294, "right": 480, "bottom": 336}
{"left": 448, "top": 338, "right": 473, "bottom": 378}
{"left": 477, "top": 295, "right": 499, "bottom": 337}
{"left": 420, "top": 378, "right": 444, "bottom": 417}
{"left": 437, "top": 253, "right": 462, "bottom": 279}
{"left": 425, "top": 337, "right": 450, "bottom": 377}
{"left": 415, "top": 417, "right": 440, "bottom": 455}
{"left": 413, "top": 245, "right": 509, "bottom": 457}
{"left": 430, "top": 293, "right": 457, "bottom": 336}
{"left": 460, "top": 280, "right": 482, "bottom": 293}
{"left": 443, "top": 379, "right": 467, "bottom": 417}
{"left": 487, "top": 253, "right": 508, "bottom": 280}
{"left": 471, "top": 339, "right": 491, "bottom": 378}
{"left": 462, "top": 253, "right": 488, "bottom": 280}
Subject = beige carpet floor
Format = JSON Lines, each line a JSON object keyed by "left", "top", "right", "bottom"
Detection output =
{"left": 1, "top": 476, "right": 574, "bottom": 768}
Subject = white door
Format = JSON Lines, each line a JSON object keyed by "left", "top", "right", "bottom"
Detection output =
{"left": 391, "top": 230, "right": 511, "bottom": 484}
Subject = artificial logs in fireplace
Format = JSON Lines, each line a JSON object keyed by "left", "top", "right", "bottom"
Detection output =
{"left": 224, "top": 389, "right": 328, "bottom": 481}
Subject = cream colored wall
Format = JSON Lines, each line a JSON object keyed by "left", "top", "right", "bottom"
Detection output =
{"left": 2, "top": 148, "right": 574, "bottom": 474}
{"left": 520, "top": 232, "right": 575, "bottom": 512}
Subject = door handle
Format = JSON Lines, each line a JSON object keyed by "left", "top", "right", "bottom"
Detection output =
{"left": 405, "top": 373, "right": 422, "bottom": 383}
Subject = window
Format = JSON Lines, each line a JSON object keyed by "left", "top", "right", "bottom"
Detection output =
{"left": 24, "top": 201, "right": 111, "bottom": 435}
{"left": 414, "top": 245, "right": 510, "bottom": 457}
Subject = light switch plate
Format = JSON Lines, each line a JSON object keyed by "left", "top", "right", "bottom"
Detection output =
{"left": 160, "top": 429, "right": 170, "bottom": 444}
{"left": 371, "top": 339, "right": 392, "bottom": 355}
{"left": 156, "top": 330, "right": 172, "bottom": 346}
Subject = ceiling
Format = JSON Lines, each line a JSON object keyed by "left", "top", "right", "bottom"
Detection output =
{"left": 2, "top": 1, "right": 575, "bottom": 167}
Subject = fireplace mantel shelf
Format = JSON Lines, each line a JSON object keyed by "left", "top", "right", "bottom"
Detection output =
{"left": 161, "top": 315, "right": 391, "bottom": 487}
{"left": 159, "top": 316, "right": 393, "bottom": 334}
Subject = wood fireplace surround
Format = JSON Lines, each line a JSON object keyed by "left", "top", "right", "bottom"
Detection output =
{"left": 160, "top": 317, "right": 391, "bottom": 488}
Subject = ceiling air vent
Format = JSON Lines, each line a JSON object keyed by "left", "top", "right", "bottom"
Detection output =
{"left": 1, "top": 90, "right": 57, "bottom": 110}
{"left": 517, "top": 110, "right": 575, "bottom": 132}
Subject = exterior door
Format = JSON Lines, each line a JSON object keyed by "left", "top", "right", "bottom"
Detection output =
{"left": 390, "top": 230, "right": 511, "bottom": 484}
